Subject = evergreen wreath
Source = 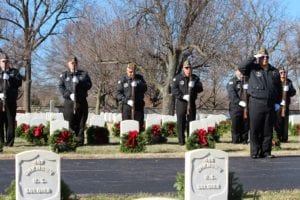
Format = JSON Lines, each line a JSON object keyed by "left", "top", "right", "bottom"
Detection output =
{"left": 86, "top": 125, "right": 109, "bottom": 145}
{"left": 208, "top": 126, "right": 220, "bottom": 142}
{"left": 161, "top": 121, "right": 177, "bottom": 137}
{"left": 111, "top": 122, "right": 121, "bottom": 137}
{"left": 15, "top": 123, "right": 30, "bottom": 138}
{"left": 186, "top": 128, "right": 216, "bottom": 150}
{"left": 142, "top": 124, "right": 167, "bottom": 144}
{"left": 24, "top": 124, "right": 49, "bottom": 145}
{"left": 49, "top": 128, "right": 77, "bottom": 153}
{"left": 120, "top": 130, "right": 146, "bottom": 153}
{"left": 289, "top": 123, "right": 300, "bottom": 136}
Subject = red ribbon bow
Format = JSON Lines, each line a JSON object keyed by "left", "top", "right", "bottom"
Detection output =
{"left": 152, "top": 125, "right": 161, "bottom": 136}
{"left": 33, "top": 126, "right": 43, "bottom": 137}
{"left": 127, "top": 130, "right": 139, "bottom": 148}
{"left": 197, "top": 129, "right": 207, "bottom": 145}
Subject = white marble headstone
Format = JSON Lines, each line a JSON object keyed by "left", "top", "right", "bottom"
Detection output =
{"left": 30, "top": 118, "right": 48, "bottom": 126}
{"left": 120, "top": 120, "right": 139, "bottom": 138}
{"left": 89, "top": 115, "right": 105, "bottom": 127}
{"left": 185, "top": 149, "right": 228, "bottom": 200}
{"left": 189, "top": 120, "right": 208, "bottom": 136}
{"left": 15, "top": 150, "right": 61, "bottom": 200}
{"left": 50, "top": 119, "right": 69, "bottom": 135}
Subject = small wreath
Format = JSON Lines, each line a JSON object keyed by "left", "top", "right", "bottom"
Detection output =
{"left": 186, "top": 128, "right": 216, "bottom": 150}
{"left": 120, "top": 130, "right": 146, "bottom": 153}
{"left": 161, "top": 122, "right": 177, "bottom": 137}
{"left": 86, "top": 126, "right": 109, "bottom": 145}
{"left": 111, "top": 122, "right": 121, "bottom": 137}
{"left": 24, "top": 124, "right": 49, "bottom": 145}
{"left": 49, "top": 128, "right": 77, "bottom": 153}
{"left": 142, "top": 124, "right": 167, "bottom": 144}
{"left": 15, "top": 123, "right": 30, "bottom": 138}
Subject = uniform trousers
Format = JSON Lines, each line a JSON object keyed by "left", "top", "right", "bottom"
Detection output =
{"left": 63, "top": 99, "right": 88, "bottom": 145}
{"left": 0, "top": 102, "right": 17, "bottom": 147}
{"left": 274, "top": 108, "right": 290, "bottom": 142}
{"left": 122, "top": 104, "right": 145, "bottom": 131}
{"left": 229, "top": 106, "right": 249, "bottom": 144}
{"left": 249, "top": 97, "right": 274, "bottom": 157}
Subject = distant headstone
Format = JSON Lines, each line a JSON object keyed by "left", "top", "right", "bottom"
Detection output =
{"left": 161, "top": 115, "right": 177, "bottom": 124}
{"left": 50, "top": 119, "right": 69, "bottom": 135}
{"left": 145, "top": 117, "right": 161, "bottom": 129}
{"left": 30, "top": 118, "right": 48, "bottom": 126}
{"left": 89, "top": 115, "right": 105, "bottom": 127}
{"left": 15, "top": 150, "right": 61, "bottom": 200}
{"left": 189, "top": 120, "right": 208, "bottom": 136}
{"left": 50, "top": 100, "right": 55, "bottom": 112}
{"left": 120, "top": 120, "right": 139, "bottom": 141}
{"left": 185, "top": 149, "right": 228, "bottom": 200}
{"left": 16, "top": 113, "right": 31, "bottom": 126}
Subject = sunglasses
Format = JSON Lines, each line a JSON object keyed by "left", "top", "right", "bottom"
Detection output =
{"left": 279, "top": 71, "right": 286, "bottom": 74}
{"left": 259, "top": 56, "right": 269, "bottom": 59}
{"left": 184, "top": 67, "right": 191, "bottom": 69}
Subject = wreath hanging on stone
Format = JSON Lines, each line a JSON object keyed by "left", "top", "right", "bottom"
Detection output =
{"left": 142, "top": 124, "right": 167, "bottom": 144}
{"left": 24, "top": 124, "right": 49, "bottom": 145}
{"left": 186, "top": 128, "right": 216, "bottom": 150}
{"left": 120, "top": 130, "right": 146, "bottom": 153}
{"left": 49, "top": 128, "right": 77, "bottom": 153}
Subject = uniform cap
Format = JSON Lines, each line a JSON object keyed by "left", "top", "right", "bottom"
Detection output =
{"left": 68, "top": 55, "right": 78, "bottom": 62}
{"left": 183, "top": 60, "right": 191, "bottom": 67}
{"left": 127, "top": 62, "right": 136, "bottom": 70}
{"left": 257, "top": 48, "right": 268, "bottom": 55}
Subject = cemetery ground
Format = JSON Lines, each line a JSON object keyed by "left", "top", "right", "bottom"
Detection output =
{"left": 0, "top": 127, "right": 300, "bottom": 199}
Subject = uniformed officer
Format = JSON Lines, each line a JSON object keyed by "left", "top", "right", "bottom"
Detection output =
{"left": 274, "top": 67, "right": 296, "bottom": 142}
{"left": 0, "top": 52, "right": 22, "bottom": 149}
{"left": 239, "top": 48, "right": 282, "bottom": 159}
{"left": 58, "top": 55, "right": 92, "bottom": 146}
{"left": 226, "top": 70, "right": 249, "bottom": 144}
{"left": 171, "top": 60, "right": 203, "bottom": 145}
{"left": 116, "top": 63, "right": 147, "bottom": 131}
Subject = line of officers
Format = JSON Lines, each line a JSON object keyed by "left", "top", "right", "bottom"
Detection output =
{"left": 0, "top": 49, "right": 296, "bottom": 158}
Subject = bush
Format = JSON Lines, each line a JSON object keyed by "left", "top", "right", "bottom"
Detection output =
{"left": 86, "top": 126, "right": 109, "bottom": 145}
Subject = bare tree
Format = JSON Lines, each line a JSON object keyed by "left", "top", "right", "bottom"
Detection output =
{"left": 0, "top": 0, "right": 80, "bottom": 112}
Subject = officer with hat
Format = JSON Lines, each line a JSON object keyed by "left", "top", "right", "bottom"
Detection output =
{"left": 171, "top": 59, "right": 203, "bottom": 145}
{"left": 116, "top": 63, "right": 147, "bottom": 131}
{"left": 0, "top": 52, "right": 22, "bottom": 149}
{"left": 239, "top": 48, "right": 282, "bottom": 158}
{"left": 58, "top": 55, "right": 92, "bottom": 146}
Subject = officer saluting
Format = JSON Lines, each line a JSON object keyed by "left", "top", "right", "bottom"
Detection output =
{"left": 0, "top": 52, "right": 22, "bottom": 149}
{"left": 226, "top": 70, "right": 249, "bottom": 144}
{"left": 239, "top": 48, "right": 281, "bottom": 159}
{"left": 171, "top": 60, "right": 203, "bottom": 145}
{"left": 116, "top": 63, "right": 147, "bottom": 131}
{"left": 58, "top": 55, "right": 92, "bottom": 146}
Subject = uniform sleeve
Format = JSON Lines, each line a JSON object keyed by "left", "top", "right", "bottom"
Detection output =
{"left": 58, "top": 73, "right": 71, "bottom": 99}
{"left": 136, "top": 75, "right": 147, "bottom": 93}
{"left": 116, "top": 78, "right": 127, "bottom": 103}
{"left": 226, "top": 78, "right": 240, "bottom": 105}
{"left": 78, "top": 72, "right": 92, "bottom": 91}
{"left": 193, "top": 76, "right": 203, "bottom": 94}
{"left": 288, "top": 79, "right": 296, "bottom": 97}
{"left": 171, "top": 76, "right": 183, "bottom": 99}
{"left": 8, "top": 69, "right": 22, "bottom": 88}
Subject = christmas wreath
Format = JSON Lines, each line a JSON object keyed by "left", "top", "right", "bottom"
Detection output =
{"left": 272, "top": 132, "right": 281, "bottom": 151}
{"left": 120, "top": 130, "right": 146, "bottom": 153}
{"left": 24, "top": 124, "right": 49, "bottom": 145}
{"left": 289, "top": 124, "right": 300, "bottom": 136}
{"left": 111, "top": 122, "right": 120, "bottom": 137}
{"left": 142, "top": 124, "right": 167, "bottom": 144}
{"left": 86, "top": 126, "right": 109, "bottom": 145}
{"left": 161, "top": 122, "right": 177, "bottom": 137}
{"left": 15, "top": 123, "right": 30, "bottom": 138}
{"left": 186, "top": 128, "right": 216, "bottom": 150}
{"left": 49, "top": 128, "right": 77, "bottom": 153}
{"left": 215, "top": 120, "right": 231, "bottom": 136}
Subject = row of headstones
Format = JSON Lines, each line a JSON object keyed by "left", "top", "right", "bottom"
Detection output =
{"left": 15, "top": 149, "right": 228, "bottom": 200}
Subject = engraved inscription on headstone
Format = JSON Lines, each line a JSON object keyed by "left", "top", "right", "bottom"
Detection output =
{"left": 16, "top": 150, "right": 61, "bottom": 200}
{"left": 185, "top": 149, "right": 228, "bottom": 200}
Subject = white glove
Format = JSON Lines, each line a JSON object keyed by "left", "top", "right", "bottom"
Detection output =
{"left": 283, "top": 85, "right": 289, "bottom": 92}
{"left": 70, "top": 93, "right": 75, "bottom": 101}
{"left": 254, "top": 54, "right": 263, "bottom": 59}
{"left": 3, "top": 73, "right": 9, "bottom": 80}
{"left": 183, "top": 95, "right": 190, "bottom": 102}
{"left": 280, "top": 100, "right": 286, "bottom": 106}
{"left": 274, "top": 104, "right": 280, "bottom": 111}
{"left": 131, "top": 81, "right": 137, "bottom": 87}
{"left": 72, "top": 76, "right": 79, "bottom": 83}
{"left": 243, "top": 84, "right": 248, "bottom": 90}
{"left": 127, "top": 100, "right": 134, "bottom": 107}
{"left": 0, "top": 93, "right": 3, "bottom": 100}
{"left": 238, "top": 101, "right": 246, "bottom": 107}
{"left": 188, "top": 81, "right": 195, "bottom": 88}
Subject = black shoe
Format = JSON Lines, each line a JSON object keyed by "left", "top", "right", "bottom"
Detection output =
{"left": 251, "top": 155, "right": 258, "bottom": 159}
{"left": 266, "top": 154, "right": 275, "bottom": 159}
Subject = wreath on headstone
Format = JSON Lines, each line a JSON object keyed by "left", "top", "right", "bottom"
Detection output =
{"left": 24, "top": 124, "right": 49, "bottom": 145}
{"left": 15, "top": 123, "right": 30, "bottom": 138}
{"left": 161, "top": 121, "right": 177, "bottom": 137}
{"left": 186, "top": 128, "right": 216, "bottom": 150}
{"left": 49, "top": 128, "right": 77, "bottom": 153}
{"left": 142, "top": 124, "right": 167, "bottom": 144}
{"left": 86, "top": 126, "right": 109, "bottom": 145}
{"left": 120, "top": 130, "right": 146, "bottom": 153}
{"left": 111, "top": 121, "right": 121, "bottom": 137}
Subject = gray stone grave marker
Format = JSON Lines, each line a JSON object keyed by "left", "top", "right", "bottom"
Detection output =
{"left": 15, "top": 150, "right": 61, "bottom": 200}
{"left": 185, "top": 149, "right": 228, "bottom": 200}
{"left": 50, "top": 119, "right": 69, "bottom": 135}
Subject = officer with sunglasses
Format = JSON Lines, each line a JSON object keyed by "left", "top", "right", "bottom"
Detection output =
{"left": 239, "top": 48, "right": 282, "bottom": 159}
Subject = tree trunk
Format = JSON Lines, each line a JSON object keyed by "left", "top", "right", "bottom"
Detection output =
{"left": 95, "top": 90, "right": 101, "bottom": 114}
{"left": 23, "top": 55, "right": 31, "bottom": 112}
